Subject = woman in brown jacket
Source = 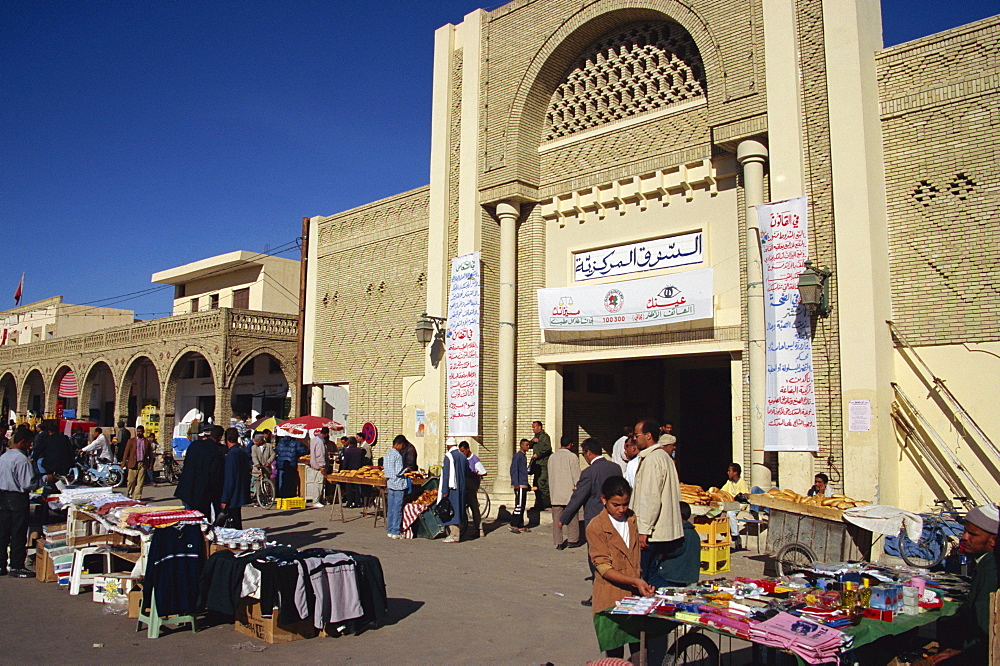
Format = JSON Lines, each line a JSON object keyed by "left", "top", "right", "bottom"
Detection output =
{"left": 587, "top": 476, "right": 655, "bottom": 658}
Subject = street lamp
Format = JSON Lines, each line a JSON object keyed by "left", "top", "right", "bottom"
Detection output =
{"left": 415, "top": 313, "right": 447, "bottom": 346}
{"left": 797, "top": 260, "right": 832, "bottom": 318}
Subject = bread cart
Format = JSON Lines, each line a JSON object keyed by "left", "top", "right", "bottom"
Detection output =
{"left": 749, "top": 493, "right": 873, "bottom": 575}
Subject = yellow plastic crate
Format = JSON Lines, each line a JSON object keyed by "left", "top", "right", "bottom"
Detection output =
{"left": 694, "top": 516, "right": 731, "bottom": 546}
{"left": 276, "top": 497, "right": 306, "bottom": 510}
{"left": 700, "top": 543, "right": 731, "bottom": 575}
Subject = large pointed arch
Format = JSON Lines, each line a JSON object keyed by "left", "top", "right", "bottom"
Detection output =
{"left": 500, "top": 1, "right": 725, "bottom": 187}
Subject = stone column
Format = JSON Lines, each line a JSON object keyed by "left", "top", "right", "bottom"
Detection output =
{"left": 494, "top": 200, "right": 519, "bottom": 495}
{"left": 310, "top": 385, "right": 324, "bottom": 416}
{"left": 737, "top": 139, "right": 771, "bottom": 489}
{"left": 214, "top": 384, "right": 233, "bottom": 429}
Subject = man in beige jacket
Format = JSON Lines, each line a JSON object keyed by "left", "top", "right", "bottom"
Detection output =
{"left": 632, "top": 417, "right": 683, "bottom": 585}
{"left": 548, "top": 434, "right": 581, "bottom": 549}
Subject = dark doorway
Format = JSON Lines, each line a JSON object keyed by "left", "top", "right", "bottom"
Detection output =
{"left": 561, "top": 355, "right": 732, "bottom": 488}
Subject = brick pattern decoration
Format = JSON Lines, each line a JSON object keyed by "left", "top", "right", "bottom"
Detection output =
{"left": 544, "top": 21, "right": 706, "bottom": 141}
{"left": 540, "top": 106, "right": 711, "bottom": 187}
{"left": 877, "top": 16, "right": 1000, "bottom": 346}
{"left": 792, "top": 0, "right": 843, "bottom": 486}
{"left": 479, "top": 0, "right": 766, "bottom": 190}
{"left": 312, "top": 188, "right": 430, "bottom": 439}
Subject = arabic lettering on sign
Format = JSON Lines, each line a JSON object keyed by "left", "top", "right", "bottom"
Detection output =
{"left": 538, "top": 268, "right": 713, "bottom": 332}
{"left": 759, "top": 197, "right": 818, "bottom": 453}
{"left": 574, "top": 231, "right": 704, "bottom": 281}
{"left": 446, "top": 252, "right": 481, "bottom": 437}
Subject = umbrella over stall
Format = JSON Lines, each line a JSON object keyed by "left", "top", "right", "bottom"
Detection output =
{"left": 275, "top": 415, "right": 344, "bottom": 438}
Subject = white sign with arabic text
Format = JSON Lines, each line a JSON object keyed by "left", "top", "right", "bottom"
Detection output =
{"left": 759, "top": 196, "right": 819, "bottom": 452}
{"left": 538, "top": 267, "right": 713, "bottom": 332}
{"left": 574, "top": 231, "right": 703, "bottom": 281}
{"left": 446, "top": 252, "right": 481, "bottom": 437}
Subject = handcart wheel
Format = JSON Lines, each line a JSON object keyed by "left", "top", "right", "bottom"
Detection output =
{"left": 663, "top": 630, "right": 720, "bottom": 665}
{"left": 776, "top": 542, "right": 818, "bottom": 577}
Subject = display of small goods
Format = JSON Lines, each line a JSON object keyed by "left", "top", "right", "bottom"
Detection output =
{"left": 336, "top": 466, "right": 385, "bottom": 479}
{"left": 604, "top": 563, "right": 965, "bottom": 664}
{"left": 680, "top": 483, "right": 733, "bottom": 506}
{"left": 763, "top": 488, "right": 870, "bottom": 510}
{"left": 411, "top": 489, "right": 439, "bottom": 506}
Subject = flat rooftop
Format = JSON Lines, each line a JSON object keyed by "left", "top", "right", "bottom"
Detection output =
{"left": 151, "top": 251, "right": 298, "bottom": 285}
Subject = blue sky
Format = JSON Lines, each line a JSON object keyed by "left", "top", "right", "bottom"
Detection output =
{"left": 2, "top": 0, "right": 996, "bottom": 319}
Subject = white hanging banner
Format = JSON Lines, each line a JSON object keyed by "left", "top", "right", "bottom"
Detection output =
{"left": 446, "top": 252, "right": 481, "bottom": 437}
{"left": 758, "top": 196, "right": 819, "bottom": 452}
{"left": 537, "top": 267, "right": 713, "bottom": 332}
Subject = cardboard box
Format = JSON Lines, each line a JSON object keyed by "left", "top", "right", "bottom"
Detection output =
{"left": 234, "top": 600, "right": 316, "bottom": 644}
{"left": 128, "top": 586, "right": 144, "bottom": 619}
{"left": 92, "top": 575, "right": 136, "bottom": 603}
{"left": 34, "top": 538, "right": 59, "bottom": 582}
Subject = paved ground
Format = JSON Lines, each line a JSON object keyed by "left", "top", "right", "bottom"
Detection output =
{"left": 2, "top": 485, "right": 770, "bottom": 664}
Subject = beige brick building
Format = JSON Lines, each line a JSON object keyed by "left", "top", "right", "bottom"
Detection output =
{"left": 0, "top": 252, "right": 300, "bottom": 445}
{"left": 301, "top": 0, "right": 998, "bottom": 508}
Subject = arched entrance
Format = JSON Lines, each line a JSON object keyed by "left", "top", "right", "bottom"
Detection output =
{"left": 169, "top": 351, "right": 217, "bottom": 426}
{"left": 230, "top": 352, "right": 290, "bottom": 420}
{"left": 121, "top": 356, "right": 160, "bottom": 430}
{"left": 0, "top": 372, "right": 17, "bottom": 424}
{"left": 21, "top": 369, "right": 45, "bottom": 418}
{"left": 83, "top": 361, "right": 116, "bottom": 426}
{"left": 51, "top": 365, "right": 80, "bottom": 419}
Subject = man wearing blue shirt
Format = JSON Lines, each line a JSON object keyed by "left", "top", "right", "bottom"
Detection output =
{"left": 0, "top": 428, "right": 39, "bottom": 577}
{"left": 384, "top": 436, "right": 408, "bottom": 539}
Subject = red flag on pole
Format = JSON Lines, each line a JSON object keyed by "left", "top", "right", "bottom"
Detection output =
{"left": 14, "top": 273, "right": 24, "bottom": 305}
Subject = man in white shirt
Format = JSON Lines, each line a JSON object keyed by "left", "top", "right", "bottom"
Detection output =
{"left": 308, "top": 427, "right": 330, "bottom": 508}
{"left": 81, "top": 428, "right": 112, "bottom": 462}
{"left": 624, "top": 436, "right": 640, "bottom": 486}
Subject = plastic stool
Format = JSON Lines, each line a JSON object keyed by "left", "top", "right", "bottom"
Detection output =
{"left": 135, "top": 590, "right": 198, "bottom": 639}
{"left": 69, "top": 546, "right": 114, "bottom": 595}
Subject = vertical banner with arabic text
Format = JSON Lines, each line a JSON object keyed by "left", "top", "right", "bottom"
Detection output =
{"left": 446, "top": 252, "right": 480, "bottom": 437}
{"left": 758, "top": 197, "right": 819, "bottom": 452}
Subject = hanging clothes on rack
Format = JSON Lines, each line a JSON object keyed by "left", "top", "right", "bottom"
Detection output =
{"left": 143, "top": 523, "right": 206, "bottom": 616}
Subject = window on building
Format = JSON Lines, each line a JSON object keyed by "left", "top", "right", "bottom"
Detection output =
{"left": 233, "top": 287, "right": 250, "bottom": 310}
{"left": 174, "top": 284, "right": 186, "bottom": 299}
{"left": 191, "top": 297, "right": 199, "bottom": 313}
{"left": 210, "top": 294, "right": 219, "bottom": 309}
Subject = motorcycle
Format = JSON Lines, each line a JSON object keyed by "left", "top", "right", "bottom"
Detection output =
{"left": 66, "top": 452, "right": 125, "bottom": 488}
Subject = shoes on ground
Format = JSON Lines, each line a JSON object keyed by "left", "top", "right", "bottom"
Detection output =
{"left": 442, "top": 536, "right": 458, "bottom": 543}
{"left": 567, "top": 540, "right": 585, "bottom": 548}
{"left": 312, "top": 502, "right": 325, "bottom": 508}
{"left": 556, "top": 541, "right": 568, "bottom": 550}
{"left": 580, "top": 597, "right": 593, "bottom": 607}
{"left": 510, "top": 527, "right": 521, "bottom": 534}
{"left": 9, "top": 568, "right": 32, "bottom": 578}
{"left": 387, "top": 533, "right": 403, "bottom": 539}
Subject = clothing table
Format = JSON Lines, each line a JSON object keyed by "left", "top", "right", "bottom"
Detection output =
{"left": 594, "top": 601, "right": 960, "bottom": 664}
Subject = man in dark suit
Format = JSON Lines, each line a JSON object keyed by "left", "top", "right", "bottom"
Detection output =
{"left": 559, "top": 437, "right": 623, "bottom": 606}
{"left": 174, "top": 425, "right": 225, "bottom": 520}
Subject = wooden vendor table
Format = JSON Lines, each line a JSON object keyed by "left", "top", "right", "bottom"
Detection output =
{"left": 325, "top": 473, "right": 387, "bottom": 525}
{"left": 749, "top": 493, "right": 873, "bottom": 562}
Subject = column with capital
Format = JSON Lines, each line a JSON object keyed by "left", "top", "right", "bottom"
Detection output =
{"left": 494, "top": 201, "right": 519, "bottom": 496}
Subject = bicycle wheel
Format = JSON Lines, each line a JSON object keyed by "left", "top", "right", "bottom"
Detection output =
{"left": 162, "top": 462, "right": 177, "bottom": 484}
{"left": 256, "top": 478, "right": 276, "bottom": 509}
{"left": 897, "top": 526, "right": 945, "bottom": 569}
{"left": 664, "top": 630, "right": 720, "bottom": 665}
{"left": 478, "top": 487, "right": 491, "bottom": 521}
{"left": 776, "top": 542, "right": 818, "bottom": 576}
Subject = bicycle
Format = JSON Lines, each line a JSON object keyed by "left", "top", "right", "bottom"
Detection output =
{"left": 477, "top": 486, "right": 491, "bottom": 521}
{"left": 251, "top": 473, "right": 276, "bottom": 509}
{"left": 894, "top": 497, "right": 972, "bottom": 569}
{"left": 158, "top": 451, "right": 181, "bottom": 484}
